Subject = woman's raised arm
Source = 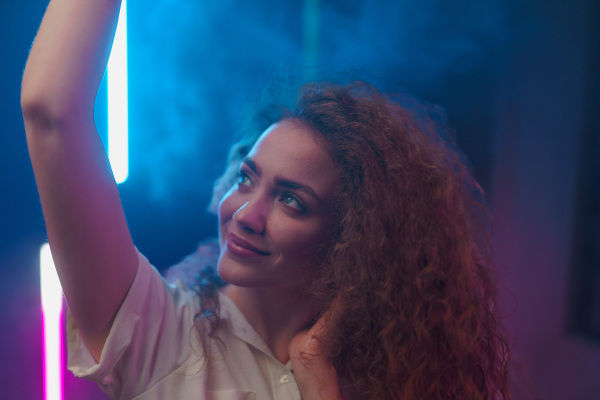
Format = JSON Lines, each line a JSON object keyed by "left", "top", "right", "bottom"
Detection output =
{"left": 21, "top": 0, "right": 137, "bottom": 361}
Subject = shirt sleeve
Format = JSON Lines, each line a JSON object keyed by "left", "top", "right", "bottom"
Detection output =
{"left": 67, "top": 250, "right": 201, "bottom": 399}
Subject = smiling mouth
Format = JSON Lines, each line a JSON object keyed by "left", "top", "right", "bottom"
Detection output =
{"left": 227, "top": 232, "right": 270, "bottom": 256}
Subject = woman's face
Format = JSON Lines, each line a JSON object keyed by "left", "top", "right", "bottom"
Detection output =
{"left": 217, "top": 119, "right": 338, "bottom": 288}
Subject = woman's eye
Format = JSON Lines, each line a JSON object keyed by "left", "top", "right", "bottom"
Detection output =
{"left": 280, "top": 193, "right": 306, "bottom": 212}
{"left": 237, "top": 171, "right": 252, "bottom": 188}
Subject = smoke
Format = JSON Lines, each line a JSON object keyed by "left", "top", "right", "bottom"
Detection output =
{"left": 128, "top": 0, "right": 303, "bottom": 203}
{"left": 318, "top": 0, "right": 511, "bottom": 87}
{"left": 126, "top": 0, "right": 513, "bottom": 205}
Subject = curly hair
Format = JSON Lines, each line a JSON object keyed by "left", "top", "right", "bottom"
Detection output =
{"left": 199, "top": 81, "right": 510, "bottom": 399}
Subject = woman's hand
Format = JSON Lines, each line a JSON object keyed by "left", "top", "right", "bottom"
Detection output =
{"left": 289, "top": 316, "right": 344, "bottom": 400}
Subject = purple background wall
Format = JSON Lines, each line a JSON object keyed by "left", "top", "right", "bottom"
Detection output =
{"left": 492, "top": 1, "right": 600, "bottom": 397}
{"left": 1, "top": 0, "right": 598, "bottom": 398}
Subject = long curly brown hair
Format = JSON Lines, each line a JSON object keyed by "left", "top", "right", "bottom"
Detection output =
{"left": 201, "top": 81, "right": 510, "bottom": 400}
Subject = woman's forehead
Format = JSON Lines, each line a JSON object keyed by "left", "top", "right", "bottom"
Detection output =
{"left": 250, "top": 121, "right": 327, "bottom": 163}
{"left": 246, "top": 120, "right": 338, "bottom": 193}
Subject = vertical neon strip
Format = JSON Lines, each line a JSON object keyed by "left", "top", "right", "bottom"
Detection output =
{"left": 303, "top": 0, "right": 320, "bottom": 80}
{"left": 108, "top": 0, "right": 129, "bottom": 184}
{"left": 40, "top": 243, "right": 64, "bottom": 400}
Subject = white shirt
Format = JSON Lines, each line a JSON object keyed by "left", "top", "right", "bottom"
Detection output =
{"left": 67, "top": 251, "right": 302, "bottom": 400}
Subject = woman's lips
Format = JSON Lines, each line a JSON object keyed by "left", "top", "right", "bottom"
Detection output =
{"left": 226, "top": 232, "right": 270, "bottom": 257}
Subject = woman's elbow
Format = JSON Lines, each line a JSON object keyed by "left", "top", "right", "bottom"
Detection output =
{"left": 21, "top": 87, "right": 87, "bottom": 137}
{"left": 21, "top": 93, "right": 57, "bottom": 133}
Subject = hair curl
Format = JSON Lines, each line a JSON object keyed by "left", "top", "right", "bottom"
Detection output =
{"left": 201, "top": 81, "right": 510, "bottom": 400}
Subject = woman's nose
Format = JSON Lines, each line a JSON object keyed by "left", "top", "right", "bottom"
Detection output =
{"left": 232, "top": 200, "right": 266, "bottom": 234}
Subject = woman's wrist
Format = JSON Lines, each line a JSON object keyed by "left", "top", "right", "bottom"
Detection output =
{"left": 289, "top": 330, "right": 343, "bottom": 400}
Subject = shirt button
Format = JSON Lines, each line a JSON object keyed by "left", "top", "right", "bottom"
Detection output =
{"left": 279, "top": 374, "right": 290, "bottom": 384}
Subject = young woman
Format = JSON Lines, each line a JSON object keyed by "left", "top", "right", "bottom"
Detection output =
{"left": 22, "top": 1, "right": 510, "bottom": 399}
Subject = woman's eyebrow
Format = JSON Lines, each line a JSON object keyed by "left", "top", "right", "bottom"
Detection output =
{"left": 242, "top": 157, "right": 260, "bottom": 175}
{"left": 275, "top": 178, "right": 323, "bottom": 204}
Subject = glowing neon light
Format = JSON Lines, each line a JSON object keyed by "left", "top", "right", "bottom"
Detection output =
{"left": 40, "top": 243, "right": 64, "bottom": 400}
{"left": 107, "top": 0, "right": 129, "bottom": 184}
{"left": 303, "top": 0, "right": 320, "bottom": 79}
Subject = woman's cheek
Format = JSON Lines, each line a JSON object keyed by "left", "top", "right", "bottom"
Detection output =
{"left": 218, "top": 189, "right": 239, "bottom": 247}
{"left": 277, "top": 220, "right": 327, "bottom": 260}
{"left": 218, "top": 188, "right": 238, "bottom": 223}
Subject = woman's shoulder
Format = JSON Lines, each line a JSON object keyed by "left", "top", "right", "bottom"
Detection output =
{"left": 163, "top": 238, "right": 221, "bottom": 290}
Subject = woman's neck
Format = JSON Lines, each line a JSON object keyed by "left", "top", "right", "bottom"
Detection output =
{"left": 221, "top": 284, "right": 317, "bottom": 364}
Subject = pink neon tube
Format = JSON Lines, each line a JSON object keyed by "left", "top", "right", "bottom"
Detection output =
{"left": 41, "top": 243, "right": 64, "bottom": 400}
